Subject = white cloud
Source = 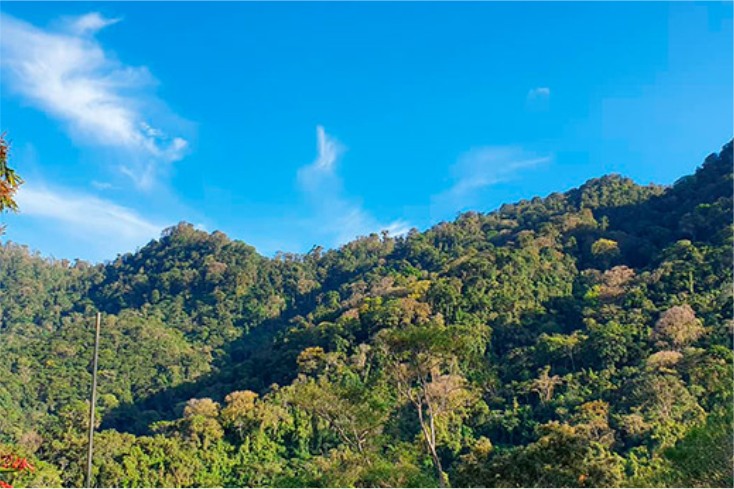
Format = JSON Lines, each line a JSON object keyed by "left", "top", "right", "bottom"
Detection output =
{"left": 383, "top": 220, "right": 412, "bottom": 238}
{"left": 451, "top": 147, "right": 550, "bottom": 192}
{"left": 527, "top": 87, "right": 551, "bottom": 100}
{"left": 0, "top": 13, "right": 188, "bottom": 189}
{"left": 297, "top": 126, "right": 410, "bottom": 246}
{"left": 329, "top": 207, "right": 411, "bottom": 246}
{"left": 432, "top": 146, "right": 551, "bottom": 217}
{"left": 91, "top": 180, "right": 114, "bottom": 190}
{"left": 297, "top": 125, "right": 342, "bottom": 189}
{"left": 65, "top": 12, "right": 121, "bottom": 36}
{"left": 313, "top": 125, "right": 343, "bottom": 173}
{"left": 15, "top": 185, "right": 163, "bottom": 251}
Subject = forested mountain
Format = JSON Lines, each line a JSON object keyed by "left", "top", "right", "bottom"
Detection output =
{"left": 0, "top": 142, "right": 732, "bottom": 488}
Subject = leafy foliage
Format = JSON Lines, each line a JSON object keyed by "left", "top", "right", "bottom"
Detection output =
{"left": 0, "top": 141, "right": 732, "bottom": 487}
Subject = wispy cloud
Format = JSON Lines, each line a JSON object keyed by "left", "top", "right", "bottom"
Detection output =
{"left": 527, "top": 87, "right": 551, "bottom": 100}
{"left": 65, "top": 12, "right": 121, "bottom": 36}
{"left": 0, "top": 13, "right": 188, "bottom": 189}
{"left": 297, "top": 126, "right": 410, "bottom": 245}
{"left": 15, "top": 185, "right": 163, "bottom": 255}
{"left": 432, "top": 146, "right": 551, "bottom": 218}
{"left": 91, "top": 180, "right": 114, "bottom": 190}
{"left": 450, "top": 147, "right": 550, "bottom": 193}
{"left": 297, "top": 125, "right": 345, "bottom": 192}
{"left": 312, "top": 125, "right": 343, "bottom": 173}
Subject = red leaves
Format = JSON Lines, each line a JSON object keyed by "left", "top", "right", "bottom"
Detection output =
{"left": 0, "top": 454, "right": 34, "bottom": 488}
{"left": 0, "top": 455, "right": 34, "bottom": 472}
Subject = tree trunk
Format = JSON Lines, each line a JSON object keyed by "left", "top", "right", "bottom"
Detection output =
{"left": 428, "top": 443, "right": 448, "bottom": 488}
{"left": 417, "top": 405, "right": 448, "bottom": 487}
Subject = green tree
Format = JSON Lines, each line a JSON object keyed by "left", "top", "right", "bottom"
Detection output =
{"left": 378, "top": 322, "right": 485, "bottom": 487}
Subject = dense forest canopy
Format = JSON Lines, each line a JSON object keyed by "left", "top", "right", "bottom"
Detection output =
{"left": 0, "top": 141, "right": 732, "bottom": 487}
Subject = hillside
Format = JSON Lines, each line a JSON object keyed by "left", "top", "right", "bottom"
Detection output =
{"left": 0, "top": 141, "right": 732, "bottom": 488}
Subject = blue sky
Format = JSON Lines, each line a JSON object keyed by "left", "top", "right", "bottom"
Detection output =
{"left": 0, "top": 1, "right": 731, "bottom": 262}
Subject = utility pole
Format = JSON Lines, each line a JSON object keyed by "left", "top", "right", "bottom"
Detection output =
{"left": 85, "top": 312, "right": 101, "bottom": 488}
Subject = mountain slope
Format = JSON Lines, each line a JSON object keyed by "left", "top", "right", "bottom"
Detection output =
{"left": 0, "top": 141, "right": 731, "bottom": 488}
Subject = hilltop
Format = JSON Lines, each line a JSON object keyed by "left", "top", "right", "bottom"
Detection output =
{"left": 0, "top": 141, "right": 731, "bottom": 488}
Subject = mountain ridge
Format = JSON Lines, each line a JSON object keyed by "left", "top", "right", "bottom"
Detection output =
{"left": 0, "top": 140, "right": 731, "bottom": 488}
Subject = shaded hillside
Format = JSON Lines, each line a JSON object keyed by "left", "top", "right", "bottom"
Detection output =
{"left": 0, "top": 141, "right": 731, "bottom": 488}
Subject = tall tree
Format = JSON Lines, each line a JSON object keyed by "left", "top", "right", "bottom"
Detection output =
{"left": 377, "top": 322, "right": 485, "bottom": 487}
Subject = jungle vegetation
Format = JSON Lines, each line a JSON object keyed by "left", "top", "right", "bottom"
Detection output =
{"left": 0, "top": 141, "right": 732, "bottom": 487}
